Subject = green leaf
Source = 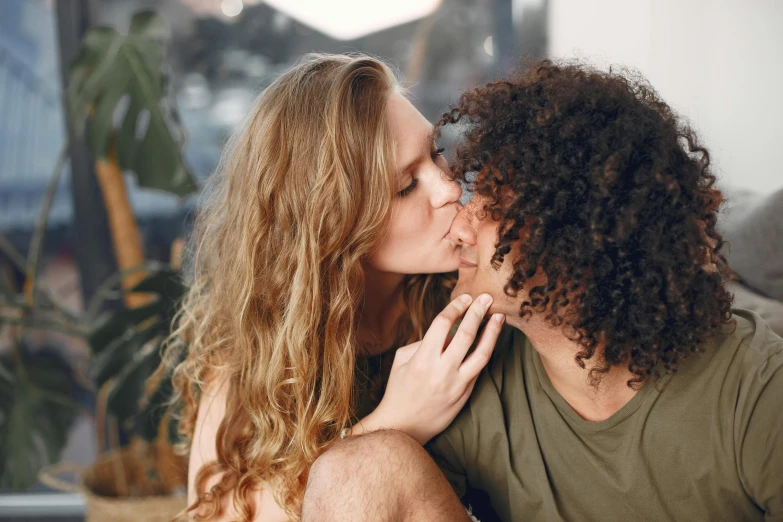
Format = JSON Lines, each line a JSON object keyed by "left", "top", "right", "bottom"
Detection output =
{"left": 0, "top": 354, "right": 80, "bottom": 491}
{"left": 66, "top": 10, "right": 197, "bottom": 197}
{"left": 131, "top": 268, "right": 184, "bottom": 315}
{"left": 84, "top": 69, "right": 133, "bottom": 158}
{"left": 0, "top": 268, "right": 12, "bottom": 300}
{"left": 107, "top": 342, "right": 163, "bottom": 428}
{"left": 136, "top": 372, "right": 174, "bottom": 442}
{"left": 0, "top": 362, "right": 13, "bottom": 389}
{"left": 129, "top": 9, "right": 171, "bottom": 45}
{"left": 66, "top": 27, "right": 121, "bottom": 136}
{"left": 87, "top": 265, "right": 187, "bottom": 441}
{"left": 92, "top": 322, "right": 163, "bottom": 388}
{"left": 88, "top": 300, "right": 166, "bottom": 353}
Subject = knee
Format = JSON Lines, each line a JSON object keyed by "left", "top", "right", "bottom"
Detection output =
{"left": 337, "top": 427, "right": 424, "bottom": 462}
{"left": 304, "top": 429, "right": 425, "bottom": 503}
{"left": 309, "top": 429, "right": 421, "bottom": 485}
{"left": 302, "top": 430, "right": 455, "bottom": 522}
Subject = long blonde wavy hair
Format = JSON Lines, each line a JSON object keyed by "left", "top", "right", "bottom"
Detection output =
{"left": 160, "top": 53, "right": 452, "bottom": 520}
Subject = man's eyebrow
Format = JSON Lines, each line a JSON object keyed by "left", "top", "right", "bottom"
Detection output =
{"left": 397, "top": 128, "right": 436, "bottom": 175}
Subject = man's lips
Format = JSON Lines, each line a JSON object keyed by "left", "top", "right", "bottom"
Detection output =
{"left": 459, "top": 257, "right": 478, "bottom": 268}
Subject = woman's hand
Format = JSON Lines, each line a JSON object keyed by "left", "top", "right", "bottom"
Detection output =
{"left": 354, "top": 293, "right": 504, "bottom": 445}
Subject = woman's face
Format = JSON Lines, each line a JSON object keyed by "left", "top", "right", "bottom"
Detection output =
{"left": 367, "top": 91, "right": 463, "bottom": 274}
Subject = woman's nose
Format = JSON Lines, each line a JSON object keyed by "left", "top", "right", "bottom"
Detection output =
{"left": 430, "top": 176, "right": 462, "bottom": 208}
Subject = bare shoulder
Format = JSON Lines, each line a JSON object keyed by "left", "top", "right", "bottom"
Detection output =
{"left": 187, "top": 376, "right": 293, "bottom": 521}
{"left": 188, "top": 375, "right": 230, "bottom": 505}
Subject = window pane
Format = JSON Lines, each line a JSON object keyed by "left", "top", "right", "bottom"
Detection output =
{"left": 0, "top": 0, "right": 70, "bottom": 231}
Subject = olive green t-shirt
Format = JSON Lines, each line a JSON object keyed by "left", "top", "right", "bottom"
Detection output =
{"left": 426, "top": 310, "right": 783, "bottom": 521}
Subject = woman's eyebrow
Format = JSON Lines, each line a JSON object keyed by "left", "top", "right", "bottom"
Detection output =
{"left": 397, "top": 128, "right": 436, "bottom": 175}
{"left": 426, "top": 128, "right": 437, "bottom": 150}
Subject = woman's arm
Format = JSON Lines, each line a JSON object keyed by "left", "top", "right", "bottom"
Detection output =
{"left": 189, "top": 378, "right": 291, "bottom": 522}
{"left": 188, "top": 294, "right": 501, "bottom": 519}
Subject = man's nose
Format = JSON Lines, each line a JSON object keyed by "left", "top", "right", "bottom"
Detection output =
{"left": 449, "top": 199, "right": 478, "bottom": 246}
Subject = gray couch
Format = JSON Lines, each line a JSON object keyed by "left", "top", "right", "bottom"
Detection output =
{"left": 719, "top": 186, "right": 783, "bottom": 336}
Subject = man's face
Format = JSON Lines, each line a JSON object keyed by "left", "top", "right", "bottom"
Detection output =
{"left": 449, "top": 194, "right": 527, "bottom": 318}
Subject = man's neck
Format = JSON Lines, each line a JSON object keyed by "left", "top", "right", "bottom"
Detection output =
{"left": 506, "top": 313, "right": 642, "bottom": 422}
{"left": 358, "top": 266, "right": 406, "bottom": 355}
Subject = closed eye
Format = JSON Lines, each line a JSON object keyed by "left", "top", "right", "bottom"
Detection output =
{"left": 397, "top": 177, "right": 419, "bottom": 198}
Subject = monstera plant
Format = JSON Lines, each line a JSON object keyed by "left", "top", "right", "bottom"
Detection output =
{"left": 0, "top": 339, "right": 87, "bottom": 490}
{"left": 66, "top": 8, "right": 195, "bottom": 498}
{"left": 89, "top": 263, "right": 185, "bottom": 443}
{"left": 69, "top": 6, "right": 195, "bottom": 436}
{"left": 0, "top": 9, "right": 195, "bottom": 501}
{"left": 67, "top": 9, "right": 197, "bottom": 308}
{"left": 0, "top": 257, "right": 88, "bottom": 490}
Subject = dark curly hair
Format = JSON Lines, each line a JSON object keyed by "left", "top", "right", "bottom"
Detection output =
{"left": 439, "top": 59, "right": 735, "bottom": 386}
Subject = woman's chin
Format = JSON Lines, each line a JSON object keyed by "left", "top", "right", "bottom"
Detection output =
{"left": 441, "top": 257, "right": 462, "bottom": 273}
{"left": 417, "top": 260, "right": 460, "bottom": 275}
{"left": 406, "top": 249, "right": 461, "bottom": 275}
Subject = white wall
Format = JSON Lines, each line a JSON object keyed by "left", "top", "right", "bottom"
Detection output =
{"left": 548, "top": 0, "right": 783, "bottom": 194}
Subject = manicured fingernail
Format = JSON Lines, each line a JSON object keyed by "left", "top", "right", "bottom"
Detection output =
{"left": 459, "top": 294, "right": 473, "bottom": 304}
{"left": 479, "top": 294, "right": 492, "bottom": 306}
{"left": 493, "top": 313, "right": 505, "bottom": 323}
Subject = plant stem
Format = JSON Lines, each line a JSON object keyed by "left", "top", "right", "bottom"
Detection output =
{"left": 25, "top": 138, "right": 72, "bottom": 309}
{"left": 85, "top": 260, "right": 167, "bottom": 319}
{"left": 0, "top": 234, "right": 28, "bottom": 273}
{"left": 0, "top": 311, "right": 88, "bottom": 339}
{"left": 0, "top": 234, "right": 80, "bottom": 325}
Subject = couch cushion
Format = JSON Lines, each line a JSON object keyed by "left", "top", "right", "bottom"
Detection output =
{"left": 730, "top": 281, "right": 783, "bottom": 337}
{"left": 719, "top": 187, "right": 783, "bottom": 301}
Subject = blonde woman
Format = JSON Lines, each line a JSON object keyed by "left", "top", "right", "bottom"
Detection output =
{"left": 162, "top": 53, "right": 503, "bottom": 521}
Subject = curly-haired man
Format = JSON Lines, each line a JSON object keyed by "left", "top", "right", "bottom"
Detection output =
{"left": 301, "top": 61, "right": 783, "bottom": 522}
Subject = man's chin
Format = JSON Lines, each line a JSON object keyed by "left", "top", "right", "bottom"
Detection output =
{"left": 450, "top": 281, "right": 471, "bottom": 301}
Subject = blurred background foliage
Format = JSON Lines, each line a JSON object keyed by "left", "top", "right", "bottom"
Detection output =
{"left": 0, "top": 8, "right": 191, "bottom": 494}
